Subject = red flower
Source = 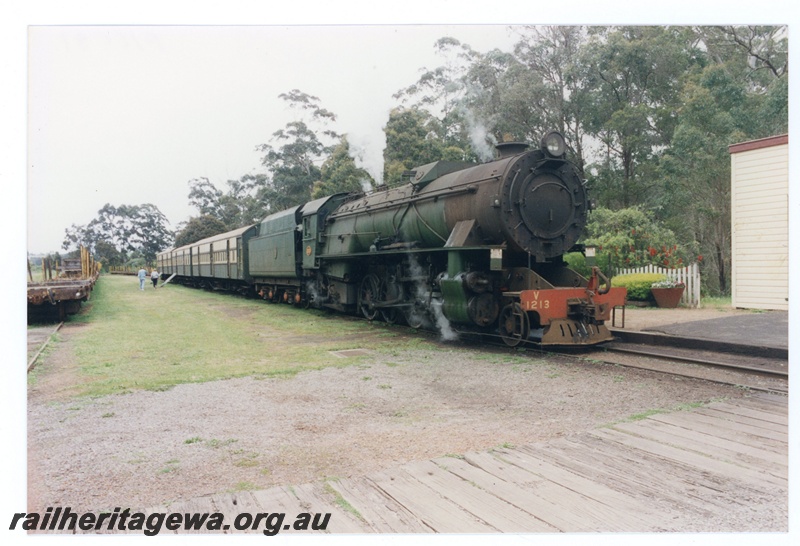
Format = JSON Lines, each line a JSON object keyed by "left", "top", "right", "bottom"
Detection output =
{"left": 697, "top": 255, "right": 703, "bottom": 262}
{"left": 648, "top": 247, "right": 657, "bottom": 257}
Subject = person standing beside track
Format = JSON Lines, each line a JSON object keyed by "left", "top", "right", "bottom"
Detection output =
{"left": 137, "top": 267, "right": 147, "bottom": 291}
{"left": 151, "top": 268, "right": 160, "bottom": 289}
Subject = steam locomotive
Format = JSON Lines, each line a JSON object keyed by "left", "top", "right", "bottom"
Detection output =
{"left": 157, "top": 131, "right": 626, "bottom": 346}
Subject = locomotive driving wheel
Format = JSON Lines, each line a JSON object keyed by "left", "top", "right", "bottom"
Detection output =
{"left": 499, "top": 302, "right": 530, "bottom": 347}
{"left": 379, "top": 276, "right": 402, "bottom": 324}
{"left": 358, "top": 274, "right": 381, "bottom": 321}
{"left": 403, "top": 301, "right": 428, "bottom": 329}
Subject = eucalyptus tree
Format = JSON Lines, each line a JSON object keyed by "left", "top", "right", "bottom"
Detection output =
{"left": 63, "top": 203, "right": 173, "bottom": 263}
{"left": 577, "top": 26, "right": 700, "bottom": 209}
{"left": 93, "top": 240, "right": 126, "bottom": 269}
{"left": 699, "top": 26, "right": 788, "bottom": 80}
{"left": 256, "top": 90, "right": 340, "bottom": 210}
{"left": 510, "top": 25, "right": 589, "bottom": 171}
{"left": 695, "top": 25, "right": 788, "bottom": 136}
{"left": 657, "top": 25, "right": 788, "bottom": 295}
{"left": 459, "top": 48, "right": 537, "bottom": 160}
{"left": 395, "top": 29, "right": 592, "bottom": 169}
{"left": 394, "top": 37, "right": 480, "bottom": 150}
{"left": 173, "top": 214, "right": 228, "bottom": 247}
{"left": 187, "top": 176, "right": 267, "bottom": 230}
{"left": 187, "top": 177, "right": 223, "bottom": 218}
{"left": 312, "top": 136, "right": 375, "bottom": 198}
{"left": 659, "top": 74, "right": 740, "bottom": 295}
{"left": 382, "top": 106, "right": 454, "bottom": 187}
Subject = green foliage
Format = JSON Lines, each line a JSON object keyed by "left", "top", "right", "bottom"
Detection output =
{"left": 562, "top": 252, "right": 591, "bottom": 279}
{"left": 698, "top": 26, "right": 787, "bottom": 82}
{"left": 611, "top": 273, "right": 667, "bottom": 301}
{"left": 255, "top": 90, "right": 340, "bottom": 210}
{"left": 661, "top": 26, "right": 784, "bottom": 296}
{"left": 94, "top": 241, "right": 125, "bottom": 268}
{"left": 379, "top": 25, "right": 785, "bottom": 300}
{"left": 393, "top": 38, "right": 480, "bottom": 155}
{"left": 125, "top": 255, "right": 147, "bottom": 269}
{"left": 187, "top": 177, "right": 223, "bottom": 216}
{"left": 187, "top": 176, "right": 267, "bottom": 230}
{"left": 656, "top": 70, "right": 739, "bottom": 295}
{"left": 63, "top": 203, "right": 173, "bottom": 263}
{"left": 312, "top": 136, "right": 374, "bottom": 198}
{"left": 757, "top": 76, "right": 788, "bottom": 136}
{"left": 258, "top": 120, "right": 326, "bottom": 210}
{"left": 579, "top": 26, "right": 700, "bottom": 209}
{"left": 583, "top": 207, "right": 693, "bottom": 274}
{"left": 382, "top": 107, "right": 449, "bottom": 187}
{"left": 174, "top": 215, "right": 228, "bottom": 247}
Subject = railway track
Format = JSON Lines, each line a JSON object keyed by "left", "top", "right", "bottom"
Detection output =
{"left": 601, "top": 341, "right": 787, "bottom": 378}
{"left": 27, "top": 321, "right": 64, "bottom": 372}
{"left": 445, "top": 324, "right": 789, "bottom": 395}
{"left": 299, "top": 307, "right": 790, "bottom": 395}
{"left": 552, "top": 335, "right": 788, "bottom": 395}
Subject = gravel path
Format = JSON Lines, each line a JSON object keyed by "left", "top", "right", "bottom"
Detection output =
{"left": 28, "top": 322, "right": 745, "bottom": 514}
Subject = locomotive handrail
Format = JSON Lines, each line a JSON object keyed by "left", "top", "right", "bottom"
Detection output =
{"left": 329, "top": 180, "right": 491, "bottom": 221}
{"left": 316, "top": 245, "right": 502, "bottom": 260}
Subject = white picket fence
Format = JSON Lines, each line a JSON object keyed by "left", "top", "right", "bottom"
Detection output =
{"left": 615, "top": 262, "right": 701, "bottom": 308}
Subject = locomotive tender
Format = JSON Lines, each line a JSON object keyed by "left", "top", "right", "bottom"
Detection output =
{"left": 157, "top": 131, "right": 626, "bottom": 346}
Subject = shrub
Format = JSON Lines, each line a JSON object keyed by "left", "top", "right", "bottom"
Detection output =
{"left": 564, "top": 251, "right": 617, "bottom": 280}
{"left": 583, "top": 207, "right": 692, "bottom": 269}
{"left": 611, "top": 273, "right": 667, "bottom": 301}
{"left": 563, "top": 252, "right": 591, "bottom": 278}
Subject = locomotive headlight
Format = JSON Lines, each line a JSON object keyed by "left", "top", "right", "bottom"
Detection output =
{"left": 541, "top": 131, "right": 567, "bottom": 157}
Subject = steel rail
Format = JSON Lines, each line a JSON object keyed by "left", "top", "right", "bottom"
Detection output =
{"left": 599, "top": 343, "right": 788, "bottom": 378}
{"left": 27, "top": 322, "right": 64, "bottom": 373}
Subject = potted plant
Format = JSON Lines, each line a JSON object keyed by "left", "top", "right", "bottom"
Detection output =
{"left": 650, "top": 279, "right": 685, "bottom": 308}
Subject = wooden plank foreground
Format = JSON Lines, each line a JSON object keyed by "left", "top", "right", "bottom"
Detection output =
{"left": 137, "top": 392, "right": 789, "bottom": 534}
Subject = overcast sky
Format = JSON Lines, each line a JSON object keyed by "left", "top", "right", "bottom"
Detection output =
{"left": 13, "top": 1, "right": 797, "bottom": 256}
{"left": 26, "top": 24, "right": 520, "bottom": 253}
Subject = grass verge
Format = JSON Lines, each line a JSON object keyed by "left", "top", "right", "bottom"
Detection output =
{"left": 57, "top": 275, "right": 432, "bottom": 397}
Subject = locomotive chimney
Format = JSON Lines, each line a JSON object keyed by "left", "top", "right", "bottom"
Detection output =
{"left": 494, "top": 142, "right": 529, "bottom": 159}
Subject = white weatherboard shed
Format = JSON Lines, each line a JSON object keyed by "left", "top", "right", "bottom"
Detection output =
{"left": 729, "top": 134, "right": 789, "bottom": 310}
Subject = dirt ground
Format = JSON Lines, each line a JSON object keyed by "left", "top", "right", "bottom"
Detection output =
{"left": 26, "top": 309, "right": 750, "bottom": 515}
